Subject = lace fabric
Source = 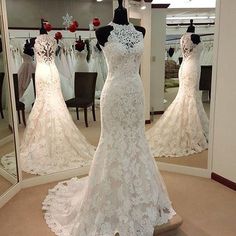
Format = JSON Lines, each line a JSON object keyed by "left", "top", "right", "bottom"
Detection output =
{"left": 146, "top": 33, "right": 209, "bottom": 157}
{"left": 18, "top": 34, "right": 95, "bottom": 175}
{"left": 43, "top": 22, "right": 175, "bottom": 236}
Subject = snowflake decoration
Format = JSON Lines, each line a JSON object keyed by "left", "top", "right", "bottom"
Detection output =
{"left": 62, "top": 13, "right": 73, "bottom": 29}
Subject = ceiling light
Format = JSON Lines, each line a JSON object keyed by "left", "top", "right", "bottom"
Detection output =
{"left": 96, "top": 0, "right": 103, "bottom": 2}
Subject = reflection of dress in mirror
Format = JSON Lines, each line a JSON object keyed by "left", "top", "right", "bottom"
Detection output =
{"left": 18, "top": 40, "right": 36, "bottom": 98}
{"left": 74, "top": 38, "right": 89, "bottom": 73}
{"left": 54, "top": 40, "right": 74, "bottom": 100}
{"left": 18, "top": 34, "right": 94, "bottom": 175}
{"left": 89, "top": 40, "right": 107, "bottom": 98}
{"left": 42, "top": 2, "right": 175, "bottom": 235}
{"left": 146, "top": 32, "right": 209, "bottom": 157}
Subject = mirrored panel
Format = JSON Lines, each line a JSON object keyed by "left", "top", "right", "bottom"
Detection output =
{"left": 0, "top": 3, "right": 18, "bottom": 196}
{"left": 147, "top": 6, "right": 215, "bottom": 170}
{"left": 5, "top": 0, "right": 113, "bottom": 179}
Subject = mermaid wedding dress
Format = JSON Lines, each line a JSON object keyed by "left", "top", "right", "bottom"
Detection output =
{"left": 42, "top": 22, "right": 175, "bottom": 236}
{"left": 146, "top": 33, "right": 209, "bottom": 157}
{"left": 15, "top": 35, "right": 94, "bottom": 175}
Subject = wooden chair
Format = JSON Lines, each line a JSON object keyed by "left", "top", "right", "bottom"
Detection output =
{"left": 199, "top": 65, "right": 212, "bottom": 100}
{"left": 13, "top": 74, "right": 26, "bottom": 126}
{"left": 0, "top": 72, "right": 5, "bottom": 119}
{"left": 66, "top": 72, "right": 97, "bottom": 127}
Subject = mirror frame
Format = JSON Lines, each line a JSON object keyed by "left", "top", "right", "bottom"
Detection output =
{"left": 0, "top": 0, "right": 220, "bottom": 208}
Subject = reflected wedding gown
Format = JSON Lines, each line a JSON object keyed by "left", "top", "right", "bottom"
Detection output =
{"left": 146, "top": 33, "right": 209, "bottom": 157}
{"left": 42, "top": 23, "right": 175, "bottom": 236}
{"left": 19, "top": 35, "right": 94, "bottom": 175}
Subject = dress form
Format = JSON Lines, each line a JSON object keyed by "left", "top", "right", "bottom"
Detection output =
{"left": 187, "top": 19, "right": 201, "bottom": 45}
{"left": 96, "top": 0, "right": 145, "bottom": 47}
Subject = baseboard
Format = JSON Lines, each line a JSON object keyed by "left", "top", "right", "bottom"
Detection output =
{"left": 211, "top": 172, "right": 236, "bottom": 191}
{"left": 0, "top": 183, "right": 21, "bottom": 208}
{"left": 0, "top": 134, "right": 13, "bottom": 147}
{"left": 0, "top": 166, "right": 17, "bottom": 184}
{"left": 150, "top": 111, "right": 164, "bottom": 115}
{"left": 21, "top": 165, "right": 90, "bottom": 188}
{"left": 145, "top": 120, "right": 151, "bottom": 124}
{"left": 158, "top": 162, "right": 211, "bottom": 178}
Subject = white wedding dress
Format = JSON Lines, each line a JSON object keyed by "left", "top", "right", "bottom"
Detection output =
{"left": 18, "top": 34, "right": 94, "bottom": 175}
{"left": 42, "top": 22, "right": 175, "bottom": 236}
{"left": 146, "top": 33, "right": 209, "bottom": 157}
{"left": 74, "top": 48, "right": 89, "bottom": 72}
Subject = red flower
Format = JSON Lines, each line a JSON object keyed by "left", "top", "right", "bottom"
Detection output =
{"left": 69, "top": 24, "right": 77, "bottom": 32}
{"left": 72, "top": 20, "right": 79, "bottom": 28}
{"left": 44, "top": 22, "right": 52, "bottom": 32}
{"left": 55, "top": 32, "right": 62, "bottom": 40}
{"left": 93, "top": 18, "right": 101, "bottom": 27}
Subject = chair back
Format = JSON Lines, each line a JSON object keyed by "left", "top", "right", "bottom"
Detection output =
{"left": 199, "top": 65, "right": 212, "bottom": 91}
{"left": 13, "top": 74, "right": 20, "bottom": 103}
{"left": 74, "top": 72, "right": 97, "bottom": 102}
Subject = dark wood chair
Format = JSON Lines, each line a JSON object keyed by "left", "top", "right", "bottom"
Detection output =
{"left": 0, "top": 72, "right": 5, "bottom": 119}
{"left": 66, "top": 72, "right": 97, "bottom": 127}
{"left": 199, "top": 65, "right": 212, "bottom": 100}
{"left": 13, "top": 74, "right": 26, "bottom": 126}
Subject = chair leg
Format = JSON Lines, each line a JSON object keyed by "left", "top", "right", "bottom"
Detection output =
{"left": 17, "top": 110, "right": 21, "bottom": 124}
{"left": 76, "top": 107, "right": 79, "bottom": 120}
{"left": 22, "top": 110, "right": 26, "bottom": 126}
{"left": 0, "top": 109, "right": 4, "bottom": 119}
{"left": 92, "top": 104, "right": 96, "bottom": 121}
{"left": 84, "top": 107, "right": 88, "bottom": 127}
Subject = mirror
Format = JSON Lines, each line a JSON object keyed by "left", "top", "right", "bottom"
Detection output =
{"left": 0, "top": 3, "right": 18, "bottom": 196}
{"left": 5, "top": 0, "right": 113, "bottom": 179}
{"left": 147, "top": 5, "right": 216, "bottom": 170}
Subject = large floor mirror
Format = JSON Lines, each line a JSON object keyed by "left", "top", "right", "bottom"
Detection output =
{"left": 147, "top": 1, "right": 216, "bottom": 172}
{"left": 0, "top": 1, "right": 18, "bottom": 197}
{"left": 3, "top": 0, "right": 113, "bottom": 180}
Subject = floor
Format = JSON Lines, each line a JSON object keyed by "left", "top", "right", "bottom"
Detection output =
{"left": 0, "top": 171, "right": 235, "bottom": 236}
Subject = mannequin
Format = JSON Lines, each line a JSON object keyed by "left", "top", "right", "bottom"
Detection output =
{"left": 96, "top": 0, "right": 146, "bottom": 46}
{"left": 187, "top": 19, "right": 201, "bottom": 45}
{"left": 39, "top": 18, "right": 48, "bottom": 35}
{"left": 74, "top": 36, "right": 89, "bottom": 72}
{"left": 23, "top": 40, "right": 34, "bottom": 57}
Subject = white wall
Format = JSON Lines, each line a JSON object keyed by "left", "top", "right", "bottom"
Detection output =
{"left": 6, "top": 0, "right": 112, "bottom": 28}
{"left": 150, "top": 8, "right": 166, "bottom": 112}
{"left": 210, "top": 0, "right": 236, "bottom": 182}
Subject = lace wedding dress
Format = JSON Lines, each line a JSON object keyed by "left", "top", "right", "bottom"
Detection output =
{"left": 42, "top": 22, "right": 175, "bottom": 236}
{"left": 146, "top": 33, "right": 209, "bottom": 157}
{"left": 12, "top": 35, "right": 94, "bottom": 175}
{"left": 74, "top": 48, "right": 89, "bottom": 72}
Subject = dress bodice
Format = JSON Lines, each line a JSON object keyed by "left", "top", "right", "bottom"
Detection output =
{"left": 22, "top": 53, "right": 34, "bottom": 63}
{"left": 101, "top": 22, "right": 144, "bottom": 78}
{"left": 180, "top": 33, "right": 202, "bottom": 61}
{"left": 34, "top": 34, "right": 57, "bottom": 64}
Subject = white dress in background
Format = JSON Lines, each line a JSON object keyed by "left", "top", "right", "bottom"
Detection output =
{"left": 146, "top": 33, "right": 209, "bottom": 157}
{"left": 19, "top": 34, "right": 94, "bottom": 175}
{"left": 54, "top": 42, "right": 74, "bottom": 100}
{"left": 42, "top": 22, "right": 175, "bottom": 236}
{"left": 89, "top": 40, "right": 107, "bottom": 98}
{"left": 74, "top": 48, "right": 89, "bottom": 72}
{"left": 18, "top": 53, "right": 36, "bottom": 98}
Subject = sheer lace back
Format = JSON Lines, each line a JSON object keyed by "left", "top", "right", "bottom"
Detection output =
{"left": 180, "top": 33, "right": 202, "bottom": 60}
{"left": 34, "top": 34, "right": 56, "bottom": 64}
